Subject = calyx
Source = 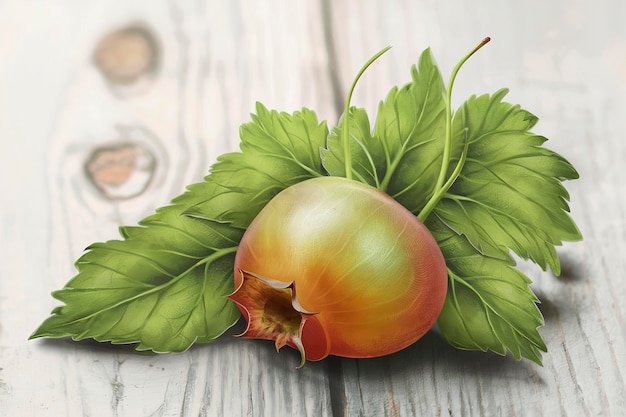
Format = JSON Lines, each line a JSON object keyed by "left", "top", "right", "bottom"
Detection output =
{"left": 227, "top": 269, "right": 317, "bottom": 368}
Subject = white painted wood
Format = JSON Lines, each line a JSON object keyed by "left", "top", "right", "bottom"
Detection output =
{"left": 1, "top": 0, "right": 624, "bottom": 416}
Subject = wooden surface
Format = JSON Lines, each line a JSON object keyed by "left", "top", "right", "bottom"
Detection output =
{"left": 1, "top": 0, "right": 624, "bottom": 416}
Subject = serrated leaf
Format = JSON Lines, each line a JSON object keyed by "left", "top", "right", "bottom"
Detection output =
{"left": 185, "top": 103, "right": 329, "bottom": 228}
{"left": 322, "top": 48, "right": 580, "bottom": 363}
{"left": 435, "top": 89, "right": 582, "bottom": 274}
{"left": 429, "top": 215, "right": 547, "bottom": 364}
{"left": 31, "top": 105, "right": 329, "bottom": 352}
{"left": 31, "top": 206, "right": 242, "bottom": 352}
{"left": 322, "top": 48, "right": 454, "bottom": 214}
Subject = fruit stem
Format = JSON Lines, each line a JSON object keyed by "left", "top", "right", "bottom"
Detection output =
{"left": 417, "top": 37, "right": 490, "bottom": 222}
{"left": 342, "top": 46, "right": 392, "bottom": 181}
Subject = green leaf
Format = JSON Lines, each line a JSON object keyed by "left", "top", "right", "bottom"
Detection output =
{"left": 435, "top": 89, "right": 582, "bottom": 274}
{"left": 322, "top": 48, "right": 454, "bottom": 214}
{"left": 185, "top": 103, "right": 329, "bottom": 228}
{"left": 31, "top": 104, "right": 329, "bottom": 352}
{"left": 429, "top": 215, "right": 547, "bottom": 365}
{"left": 31, "top": 207, "right": 242, "bottom": 352}
{"left": 323, "top": 47, "right": 580, "bottom": 363}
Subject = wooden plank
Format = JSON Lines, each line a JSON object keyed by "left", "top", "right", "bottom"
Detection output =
{"left": 323, "top": 1, "right": 626, "bottom": 416}
{"left": 1, "top": 1, "right": 337, "bottom": 416}
{"left": 1, "top": 0, "right": 625, "bottom": 416}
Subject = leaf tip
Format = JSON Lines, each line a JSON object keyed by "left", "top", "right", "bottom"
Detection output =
{"left": 28, "top": 330, "right": 42, "bottom": 340}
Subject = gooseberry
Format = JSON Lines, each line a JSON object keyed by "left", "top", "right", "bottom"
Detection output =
{"left": 229, "top": 176, "right": 447, "bottom": 367}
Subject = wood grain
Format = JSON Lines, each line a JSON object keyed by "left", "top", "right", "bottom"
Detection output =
{"left": 1, "top": 0, "right": 624, "bottom": 416}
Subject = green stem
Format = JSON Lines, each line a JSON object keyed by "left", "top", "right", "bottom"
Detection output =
{"left": 417, "top": 37, "right": 490, "bottom": 222}
{"left": 418, "top": 128, "right": 470, "bottom": 221}
{"left": 342, "top": 46, "right": 392, "bottom": 180}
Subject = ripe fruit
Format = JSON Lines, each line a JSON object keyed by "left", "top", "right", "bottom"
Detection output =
{"left": 230, "top": 176, "right": 448, "bottom": 366}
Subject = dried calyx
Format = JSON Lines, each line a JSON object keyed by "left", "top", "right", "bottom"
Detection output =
{"left": 228, "top": 270, "right": 321, "bottom": 368}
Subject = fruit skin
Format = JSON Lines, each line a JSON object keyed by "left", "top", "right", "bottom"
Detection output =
{"left": 231, "top": 176, "right": 448, "bottom": 363}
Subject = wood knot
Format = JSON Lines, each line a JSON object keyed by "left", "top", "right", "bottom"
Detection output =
{"left": 84, "top": 141, "right": 156, "bottom": 200}
{"left": 93, "top": 23, "right": 160, "bottom": 95}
